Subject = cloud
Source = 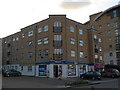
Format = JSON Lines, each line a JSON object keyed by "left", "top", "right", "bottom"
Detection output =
{"left": 60, "top": 0, "right": 92, "bottom": 9}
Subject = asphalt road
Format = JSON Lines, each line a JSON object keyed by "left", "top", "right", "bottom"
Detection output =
{"left": 2, "top": 76, "right": 120, "bottom": 89}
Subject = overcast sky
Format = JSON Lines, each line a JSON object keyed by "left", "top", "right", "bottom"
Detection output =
{"left": 0, "top": 0, "right": 119, "bottom": 38}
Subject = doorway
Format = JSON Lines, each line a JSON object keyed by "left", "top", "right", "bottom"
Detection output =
{"left": 54, "top": 65, "right": 58, "bottom": 78}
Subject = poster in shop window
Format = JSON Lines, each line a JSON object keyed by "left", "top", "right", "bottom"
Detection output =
{"left": 39, "top": 65, "right": 47, "bottom": 76}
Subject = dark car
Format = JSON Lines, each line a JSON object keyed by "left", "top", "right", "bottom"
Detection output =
{"left": 101, "top": 69, "right": 120, "bottom": 78}
{"left": 3, "top": 69, "right": 21, "bottom": 77}
{"left": 80, "top": 71, "right": 101, "bottom": 80}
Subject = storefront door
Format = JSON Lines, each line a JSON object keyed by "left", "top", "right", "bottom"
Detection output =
{"left": 54, "top": 65, "right": 58, "bottom": 77}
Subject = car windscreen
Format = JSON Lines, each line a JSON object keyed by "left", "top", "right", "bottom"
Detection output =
{"left": 96, "top": 72, "right": 101, "bottom": 75}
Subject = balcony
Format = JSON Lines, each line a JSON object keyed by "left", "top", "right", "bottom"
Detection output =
{"left": 53, "top": 54, "right": 63, "bottom": 61}
{"left": 53, "top": 27, "right": 62, "bottom": 33}
{"left": 53, "top": 40, "right": 62, "bottom": 47}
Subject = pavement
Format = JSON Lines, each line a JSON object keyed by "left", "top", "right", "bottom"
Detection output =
{"left": 2, "top": 76, "right": 120, "bottom": 89}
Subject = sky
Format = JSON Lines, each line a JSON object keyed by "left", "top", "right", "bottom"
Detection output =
{"left": 0, "top": 0, "right": 119, "bottom": 38}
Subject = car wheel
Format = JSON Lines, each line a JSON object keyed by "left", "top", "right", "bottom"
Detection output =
{"left": 92, "top": 77, "right": 95, "bottom": 80}
{"left": 7, "top": 74, "right": 10, "bottom": 77}
{"left": 18, "top": 73, "right": 21, "bottom": 76}
{"left": 81, "top": 76, "right": 84, "bottom": 79}
{"left": 111, "top": 75, "right": 115, "bottom": 78}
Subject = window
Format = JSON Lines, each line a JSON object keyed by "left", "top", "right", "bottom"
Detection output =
{"left": 44, "top": 50, "right": 48, "bottom": 57}
{"left": 79, "top": 29, "right": 83, "bottom": 35}
{"left": 80, "top": 52, "right": 83, "bottom": 58}
{"left": 116, "top": 52, "right": 120, "bottom": 58}
{"left": 99, "top": 47, "right": 102, "bottom": 51}
{"left": 28, "top": 53, "right": 33, "bottom": 59}
{"left": 28, "top": 66, "right": 32, "bottom": 72}
{"left": 13, "top": 38, "right": 15, "bottom": 42}
{"left": 28, "top": 41, "right": 33, "bottom": 47}
{"left": 38, "top": 27, "right": 42, "bottom": 33}
{"left": 68, "top": 65, "right": 76, "bottom": 76}
{"left": 100, "top": 56, "right": 102, "bottom": 60}
{"left": 15, "top": 46, "right": 18, "bottom": 51}
{"left": 109, "top": 52, "right": 113, "bottom": 56}
{"left": 114, "top": 22, "right": 118, "bottom": 28}
{"left": 95, "top": 55, "right": 98, "bottom": 59}
{"left": 94, "top": 35, "right": 97, "bottom": 39}
{"left": 114, "top": 29, "right": 118, "bottom": 35}
{"left": 79, "top": 40, "right": 83, "bottom": 46}
{"left": 16, "top": 37, "right": 19, "bottom": 41}
{"left": 108, "top": 37, "right": 112, "bottom": 41}
{"left": 107, "top": 23, "right": 110, "bottom": 27}
{"left": 54, "top": 35, "right": 61, "bottom": 41}
{"left": 108, "top": 30, "right": 111, "bottom": 34}
{"left": 54, "top": 21, "right": 61, "bottom": 27}
{"left": 70, "top": 26, "right": 74, "bottom": 32}
{"left": 38, "top": 51, "right": 42, "bottom": 57}
{"left": 117, "top": 60, "right": 120, "bottom": 65}
{"left": 98, "top": 38, "right": 102, "bottom": 42}
{"left": 99, "top": 25, "right": 102, "bottom": 29}
{"left": 113, "top": 10, "right": 117, "bottom": 18}
{"left": 44, "top": 37, "right": 48, "bottom": 44}
{"left": 21, "top": 66, "right": 23, "bottom": 71}
{"left": 44, "top": 25, "right": 48, "bottom": 32}
{"left": 28, "top": 30, "right": 33, "bottom": 37}
{"left": 22, "top": 34, "right": 25, "bottom": 38}
{"left": 109, "top": 45, "right": 112, "bottom": 48}
{"left": 70, "top": 38, "right": 75, "bottom": 45}
{"left": 71, "top": 50, "right": 75, "bottom": 57}
{"left": 54, "top": 49, "right": 62, "bottom": 54}
{"left": 4, "top": 40, "right": 6, "bottom": 44}
{"left": 21, "top": 53, "right": 24, "bottom": 59}
{"left": 38, "top": 39, "right": 42, "bottom": 45}
{"left": 99, "top": 19, "right": 101, "bottom": 22}
{"left": 110, "top": 60, "right": 114, "bottom": 65}
{"left": 91, "top": 25, "right": 95, "bottom": 29}
{"left": 16, "top": 56, "right": 18, "bottom": 60}
{"left": 21, "top": 45, "right": 24, "bottom": 49}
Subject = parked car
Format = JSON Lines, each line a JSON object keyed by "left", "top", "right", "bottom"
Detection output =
{"left": 101, "top": 69, "right": 120, "bottom": 78}
{"left": 80, "top": 71, "right": 101, "bottom": 80}
{"left": 3, "top": 69, "right": 21, "bottom": 77}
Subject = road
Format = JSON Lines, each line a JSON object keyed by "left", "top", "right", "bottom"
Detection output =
{"left": 2, "top": 76, "right": 120, "bottom": 89}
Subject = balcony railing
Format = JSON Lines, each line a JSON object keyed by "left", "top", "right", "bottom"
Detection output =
{"left": 53, "top": 27, "right": 62, "bottom": 33}
{"left": 53, "top": 54, "right": 63, "bottom": 61}
{"left": 53, "top": 40, "right": 62, "bottom": 47}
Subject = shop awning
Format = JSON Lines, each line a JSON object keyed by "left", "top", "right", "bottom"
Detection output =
{"left": 94, "top": 63, "right": 104, "bottom": 69}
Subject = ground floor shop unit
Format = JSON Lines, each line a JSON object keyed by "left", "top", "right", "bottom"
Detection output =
{"left": 3, "top": 61, "right": 95, "bottom": 78}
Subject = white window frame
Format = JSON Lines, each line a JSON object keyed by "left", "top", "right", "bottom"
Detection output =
{"left": 38, "top": 27, "right": 42, "bottom": 33}
{"left": 38, "top": 39, "right": 42, "bottom": 45}
{"left": 28, "top": 30, "right": 33, "bottom": 37}
{"left": 70, "top": 38, "right": 75, "bottom": 45}
{"left": 44, "top": 37, "right": 48, "bottom": 44}
{"left": 71, "top": 50, "right": 75, "bottom": 57}
{"left": 54, "top": 21, "right": 61, "bottom": 27}
{"left": 80, "top": 52, "right": 84, "bottom": 58}
{"left": 79, "top": 29, "right": 83, "bottom": 35}
{"left": 79, "top": 40, "right": 83, "bottom": 46}
{"left": 44, "top": 25, "right": 48, "bottom": 32}
{"left": 70, "top": 26, "right": 74, "bottom": 32}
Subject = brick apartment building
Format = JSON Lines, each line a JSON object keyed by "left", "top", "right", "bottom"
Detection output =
{"left": 2, "top": 4, "right": 120, "bottom": 78}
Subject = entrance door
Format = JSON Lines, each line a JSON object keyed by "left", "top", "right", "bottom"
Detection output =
{"left": 54, "top": 65, "right": 58, "bottom": 77}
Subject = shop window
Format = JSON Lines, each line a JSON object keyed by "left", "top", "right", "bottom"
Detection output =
{"left": 39, "top": 65, "right": 47, "bottom": 76}
{"left": 79, "top": 65, "right": 86, "bottom": 75}
{"left": 68, "top": 65, "right": 76, "bottom": 76}
{"left": 28, "top": 66, "right": 32, "bottom": 72}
